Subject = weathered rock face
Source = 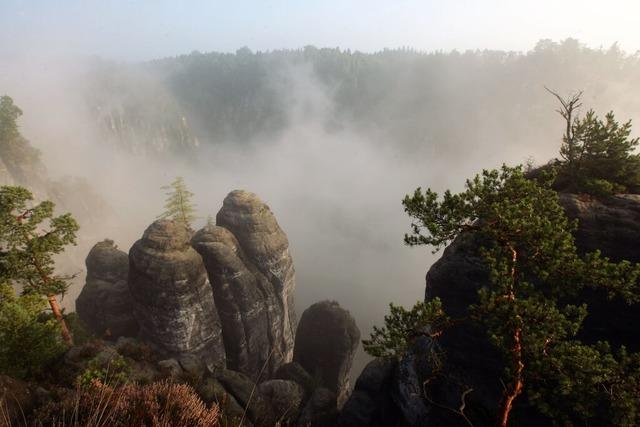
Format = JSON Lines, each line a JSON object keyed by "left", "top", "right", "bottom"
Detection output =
{"left": 128, "top": 219, "right": 225, "bottom": 371}
{"left": 294, "top": 301, "right": 360, "bottom": 409}
{"left": 76, "top": 240, "right": 138, "bottom": 339}
{"left": 217, "top": 190, "right": 297, "bottom": 357}
{"left": 558, "top": 194, "right": 640, "bottom": 349}
{"left": 559, "top": 194, "right": 640, "bottom": 262}
{"left": 192, "top": 190, "right": 297, "bottom": 379}
{"left": 192, "top": 225, "right": 283, "bottom": 380}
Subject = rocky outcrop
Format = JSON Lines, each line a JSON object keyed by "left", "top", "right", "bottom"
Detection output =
{"left": 559, "top": 194, "right": 640, "bottom": 262}
{"left": 128, "top": 219, "right": 225, "bottom": 370}
{"left": 76, "top": 240, "right": 138, "bottom": 339}
{"left": 294, "top": 301, "right": 360, "bottom": 409}
{"left": 338, "top": 358, "right": 400, "bottom": 427}
{"left": 192, "top": 225, "right": 283, "bottom": 380}
{"left": 192, "top": 190, "right": 297, "bottom": 379}
{"left": 421, "top": 193, "right": 640, "bottom": 422}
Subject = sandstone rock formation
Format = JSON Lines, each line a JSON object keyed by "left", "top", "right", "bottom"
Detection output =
{"left": 294, "top": 300, "right": 360, "bottom": 409}
{"left": 192, "top": 225, "right": 281, "bottom": 380}
{"left": 338, "top": 358, "right": 400, "bottom": 427}
{"left": 76, "top": 240, "right": 138, "bottom": 339}
{"left": 128, "top": 219, "right": 225, "bottom": 370}
{"left": 192, "top": 190, "right": 297, "bottom": 379}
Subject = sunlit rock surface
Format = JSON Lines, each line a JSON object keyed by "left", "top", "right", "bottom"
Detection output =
{"left": 128, "top": 219, "right": 225, "bottom": 370}
{"left": 192, "top": 190, "right": 297, "bottom": 379}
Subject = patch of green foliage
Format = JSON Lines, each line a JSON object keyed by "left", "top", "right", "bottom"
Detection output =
{"left": 0, "top": 95, "right": 41, "bottom": 169}
{"left": 363, "top": 299, "right": 448, "bottom": 358}
{"left": 64, "top": 312, "right": 94, "bottom": 346}
{"left": 0, "top": 185, "right": 79, "bottom": 298}
{"left": 0, "top": 283, "right": 66, "bottom": 379}
{"left": 76, "top": 355, "right": 130, "bottom": 388}
{"left": 549, "top": 90, "right": 640, "bottom": 196}
{"left": 0, "top": 185, "right": 79, "bottom": 346}
{"left": 368, "top": 165, "right": 640, "bottom": 425}
{"left": 158, "top": 176, "right": 197, "bottom": 227}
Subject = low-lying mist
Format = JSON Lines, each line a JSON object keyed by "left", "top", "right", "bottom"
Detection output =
{"left": 2, "top": 41, "right": 640, "bottom": 376}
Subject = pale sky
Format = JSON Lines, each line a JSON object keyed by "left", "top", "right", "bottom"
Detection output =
{"left": 1, "top": 0, "right": 640, "bottom": 60}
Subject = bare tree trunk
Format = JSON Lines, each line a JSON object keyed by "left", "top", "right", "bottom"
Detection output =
{"left": 47, "top": 294, "right": 73, "bottom": 347}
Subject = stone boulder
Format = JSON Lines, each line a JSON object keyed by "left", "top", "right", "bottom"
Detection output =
{"left": 76, "top": 239, "right": 138, "bottom": 339}
{"left": 297, "top": 387, "right": 339, "bottom": 427}
{"left": 338, "top": 358, "right": 400, "bottom": 427}
{"left": 258, "top": 379, "right": 305, "bottom": 423}
{"left": 216, "top": 369, "right": 276, "bottom": 427}
{"left": 197, "top": 376, "right": 250, "bottom": 426}
{"left": 294, "top": 301, "right": 360, "bottom": 408}
{"left": 274, "top": 362, "right": 316, "bottom": 397}
{"left": 128, "top": 219, "right": 225, "bottom": 371}
{"left": 192, "top": 190, "right": 297, "bottom": 379}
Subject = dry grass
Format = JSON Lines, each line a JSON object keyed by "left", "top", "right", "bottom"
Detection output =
{"left": 34, "top": 381, "right": 220, "bottom": 427}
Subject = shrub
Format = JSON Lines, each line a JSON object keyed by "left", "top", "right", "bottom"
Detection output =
{"left": 0, "top": 284, "right": 66, "bottom": 379}
{"left": 35, "top": 381, "right": 220, "bottom": 426}
{"left": 76, "top": 356, "right": 130, "bottom": 388}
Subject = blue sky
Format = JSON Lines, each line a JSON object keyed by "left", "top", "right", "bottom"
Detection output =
{"left": 2, "top": 0, "right": 640, "bottom": 60}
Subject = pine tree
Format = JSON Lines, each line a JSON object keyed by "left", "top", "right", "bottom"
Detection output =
{"left": 0, "top": 185, "right": 79, "bottom": 346}
{"left": 547, "top": 89, "right": 640, "bottom": 195}
{"left": 158, "top": 176, "right": 196, "bottom": 227}
{"left": 367, "top": 166, "right": 640, "bottom": 425}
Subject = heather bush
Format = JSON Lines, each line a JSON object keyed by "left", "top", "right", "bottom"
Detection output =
{"left": 35, "top": 381, "right": 220, "bottom": 426}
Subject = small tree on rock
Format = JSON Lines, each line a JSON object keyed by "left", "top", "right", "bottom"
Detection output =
{"left": 546, "top": 89, "right": 640, "bottom": 195}
{"left": 158, "top": 176, "right": 197, "bottom": 227}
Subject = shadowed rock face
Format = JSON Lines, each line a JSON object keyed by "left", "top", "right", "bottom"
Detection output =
{"left": 192, "top": 225, "right": 283, "bottom": 380}
{"left": 76, "top": 239, "right": 138, "bottom": 339}
{"left": 192, "top": 190, "right": 297, "bottom": 379}
{"left": 217, "top": 190, "right": 297, "bottom": 357}
{"left": 128, "top": 219, "right": 225, "bottom": 371}
{"left": 294, "top": 300, "right": 360, "bottom": 409}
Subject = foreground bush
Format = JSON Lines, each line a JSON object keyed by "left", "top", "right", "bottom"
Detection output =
{"left": 35, "top": 381, "right": 220, "bottom": 426}
{"left": 0, "top": 284, "right": 66, "bottom": 380}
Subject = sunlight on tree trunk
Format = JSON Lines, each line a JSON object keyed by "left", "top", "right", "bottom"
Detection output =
{"left": 47, "top": 294, "right": 73, "bottom": 346}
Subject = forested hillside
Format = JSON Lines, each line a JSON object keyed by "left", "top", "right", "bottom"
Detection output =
{"left": 85, "top": 39, "right": 640, "bottom": 160}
